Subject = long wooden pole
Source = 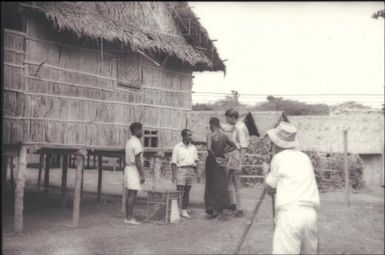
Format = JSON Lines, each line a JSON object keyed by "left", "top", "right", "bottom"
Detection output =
{"left": 61, "top": 154, "right": 69, "bottom": 208}
{"left": 14, "top": 146, "right": 27, "bottom": 233}
{"left": 37, "top": 152, "right": 44, "bottom": 192}
{"left": 343, "top": 129, "right": 350, "bottom": 206}
{"left": 234, "top": 188, "right": 267, "bottom": 255}
{"left": 2, "top": 156, "right": 8, "bottom": 208}
{"left": 44, "top": 154, "right": 51, "bottom": 193}
{"left": 72, "top": 152, "right": 84, "bottom": 226}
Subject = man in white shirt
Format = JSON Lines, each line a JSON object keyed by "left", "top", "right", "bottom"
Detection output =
{"left": 264, "top": 121, "right": 320, "bottom": 254}
{"left": 123, "top": 122, "right": 145, "bottom": 225}
{"left": 171, "top": 129, "right": 199, "bottom": 219}
{"left": 225, "top": 109, "right": 250, "bottom": 216}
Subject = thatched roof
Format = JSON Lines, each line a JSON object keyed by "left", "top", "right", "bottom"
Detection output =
{"left": 187, "top": 111, "right": 284, "bottom": 143}
{"left": 21, "top": 2, "right": 225, "bottom": 72}
{"left": 288, "top": 114, "right": 384, "bottom": 154}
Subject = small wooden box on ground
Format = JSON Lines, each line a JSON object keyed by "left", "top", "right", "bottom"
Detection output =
{"left": 146, "top": 189, "right": 182, "bottom": 224}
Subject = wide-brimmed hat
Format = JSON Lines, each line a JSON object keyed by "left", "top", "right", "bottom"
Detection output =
{"left": 267, "top": 121, "right": 299, "bottom": 149}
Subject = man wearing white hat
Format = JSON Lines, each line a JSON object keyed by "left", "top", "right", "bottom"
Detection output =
{"left": 264, "top": 121, "right": 320, "bottom": 254}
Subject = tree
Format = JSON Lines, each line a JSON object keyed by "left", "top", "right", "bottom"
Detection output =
{"left": 192, "top": 103, "right": 214, "bottom": 111}
{"left": 212, "top": 90, "right": 243, "bottom": 110}
{"left": 372, "top": 9, "right": 385, "bottom": 19}
{"left": 255, "top": 96, "right": 330, "bottom": 115}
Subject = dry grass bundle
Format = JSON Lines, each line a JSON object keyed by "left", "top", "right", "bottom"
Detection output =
{"left": 22, "top": 2, "right": 224, "bottom": 71}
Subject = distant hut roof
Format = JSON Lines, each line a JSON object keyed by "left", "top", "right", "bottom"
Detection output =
{"left": 188, "top": 111, "right": 284, "bottom": 143}
{"left": 21, "top": 2, "right": 225, "bottom": 72}
{"left": 288, "top": 114, "right": 384, "bottom": 154}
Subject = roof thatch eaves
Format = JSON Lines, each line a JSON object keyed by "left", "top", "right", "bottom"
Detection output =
{"left": 21, "top": 2, "right": 225, "bottom": 72}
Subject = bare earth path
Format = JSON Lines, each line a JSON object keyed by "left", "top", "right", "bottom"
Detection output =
{"left": 2, "top": 168, "right": 384, "bottom": 254}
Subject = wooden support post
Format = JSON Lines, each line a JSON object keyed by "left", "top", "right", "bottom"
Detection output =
{"left": 14, "top": 146, "right": 27, "bottom": 233}
{"left": 72, "top": 152, "right": 84, "bottom": 227}
{"left": 119, "top": 157, "right": 123, "bottom": 171}
{"left": 343, "top": 130, "right": 350, "bottom": 206}
{"left": 97, "top": 155, "right": 103, "bottom": 202}
{"left": 80, "top": 158, "right": 85, "bottom": 199}
{"left": 61, "top": 154, "right": 69, "bottom": 208}
{"left": 93, "top": 154, "right": 96, "bottom": 168}
{"left": 2, "top": 155, "right": 8, "bottom": 205}
{"left": 44, "top": 154, "right": 51, "bottom": 193}
{"left": 87, "top": 154, "right": 90, "bottom": 169}
{"left": 37, "top": 152, "right": 44, "bottom": 192}
{"left": 10, "top": 157, "right": 15, "bottom": 192}
{"left": 121, "top": 167, "right": 126, "bottom": 215}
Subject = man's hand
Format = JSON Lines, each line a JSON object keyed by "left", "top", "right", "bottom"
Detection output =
{"left": 140, "top": 175, "right": 145, "bottom": 184}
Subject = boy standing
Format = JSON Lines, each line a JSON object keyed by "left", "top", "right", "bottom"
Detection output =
{"left": 171, "top": 129, "right": 199, "bottom": 219}
{"left": 124, "top": 122, "right": 145, "bottom": 225}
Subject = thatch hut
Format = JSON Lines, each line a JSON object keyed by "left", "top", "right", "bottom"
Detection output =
{"left": 288, "top": 113, "right": 384, "bottom": 187}
{"left": 2, "top": 1, "right": 225, "bottom": 232}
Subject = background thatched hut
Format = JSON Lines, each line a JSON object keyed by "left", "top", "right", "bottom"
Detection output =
{"left": 188, "top": 110, "right": 285, "bottom": 144}
{"left": 2, "top": 1, "right": 225, "bottom": 232}
{"left": 288, "top": 113, "right": 384, "bottom": 187}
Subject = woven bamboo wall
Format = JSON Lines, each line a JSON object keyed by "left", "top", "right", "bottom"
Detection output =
{"left": 3, "top": 15, "right": 193, "bottom": 150}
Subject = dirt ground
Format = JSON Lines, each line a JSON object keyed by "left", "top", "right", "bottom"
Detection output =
{"left": 2, "top": 168, "right": 384, "bottom": 254}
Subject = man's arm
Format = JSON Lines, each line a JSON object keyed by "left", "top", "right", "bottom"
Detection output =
{"left": 224, "top": 135, "right": 237, "bottom": 154}
{"left": 193, "top": 146, "right": 199, "bottom": 175}
{"left": 135, "top": 153, "right": 145, "bottom": 184}
{"left": 263, "top": 160, "right": 277, "bottom": 196}
{"left": 171, "top": 146, "right": 178, "bottom": 184}
{"left": 171, "top": 163, "right": 177, "bottom": 184}
{"left": 206, "top": 134, "right": 214, "bottom": 157}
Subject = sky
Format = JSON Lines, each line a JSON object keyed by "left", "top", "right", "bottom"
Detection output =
{"left": 189, "top": 2, "right": 384, "bottom": 108}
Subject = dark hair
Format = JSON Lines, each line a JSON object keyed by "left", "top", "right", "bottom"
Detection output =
{"left": 209, "top": 117, "right": 220, "bottom": 127}
{"left": 225, "top": 109, "right": 239, "bottom": 119}
{"left": 181, "top": 129, "right": 191, "bottom": 137}
{"left": 130, "top": 122, "right": 142, "bottom": 134}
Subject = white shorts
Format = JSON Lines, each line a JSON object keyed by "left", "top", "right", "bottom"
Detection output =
{"left": 272, "top": 206, "right": 318, "bottom": 254}
{"left": 123, "top": 165, "right": 141, "bottom": 190}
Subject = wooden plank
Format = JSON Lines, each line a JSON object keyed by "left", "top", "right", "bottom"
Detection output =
{"left": 97, "top": 155, "right": 103, "bottom": 202}
{"left": 72, "top": 153, "right": 84, "bottom": 226}
{"left": 241, "top": 164, "right": 263, "bottom": 168}
{"left": 3, "top": 88, "right": 191, "bottom": 111}
{"left": 238, "top": 175, "right": 264, "bottom": 178}
{"left": 61, "top": 154, "right": 69, "bottom": 208}
{"left": 14, "top": 146, "right": 27, "bottom": 233}
{"left": 26, "top": 75, "right": 117, "bottom": 93}
{"left": 4, "top": 62, "right": 24, "bottom": 69}
{"left": 4, "top": 28, "right": 26, "bottom": 36}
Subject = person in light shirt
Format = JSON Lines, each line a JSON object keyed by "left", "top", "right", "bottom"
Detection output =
{"left": 224, "top": 109, "right": 250, "bottom": 216}
{"left": 264, "top": 121, "right": 320, "bottom": 254}
{"left": 171, "top": 129, "right": 199, "bottom": 219}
